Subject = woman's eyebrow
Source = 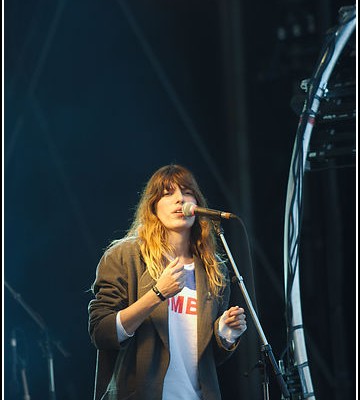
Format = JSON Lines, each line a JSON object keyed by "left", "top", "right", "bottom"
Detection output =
{"left": 180, "top": 185, "right": 193, "bottom": 191}
{"left": 163, "top": 185, "right": 174, "bottom": 192}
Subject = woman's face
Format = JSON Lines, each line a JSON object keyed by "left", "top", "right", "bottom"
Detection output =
{"left": 155, "top": 183, "right": 197, "bottom": 233}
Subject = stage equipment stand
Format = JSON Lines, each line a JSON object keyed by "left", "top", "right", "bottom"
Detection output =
{"left": 19, "top": 356, "right": 31, "bottom": 400}
{"left": 5, "top": 280, "right": 69, "bottom": 400}
{"left": 212, "top": 219, "right": 290, "bottom": 399}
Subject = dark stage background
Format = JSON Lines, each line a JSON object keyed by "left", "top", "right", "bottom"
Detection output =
{"left": 4, "top": 1, "right": 356, "bottom": 399}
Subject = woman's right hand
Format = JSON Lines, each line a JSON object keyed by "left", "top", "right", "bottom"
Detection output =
{"left": 116, "top": 258, "right": 186, "bottom": 336}
{"left": 155, "top": 257, "right": 185, "bottom": 299}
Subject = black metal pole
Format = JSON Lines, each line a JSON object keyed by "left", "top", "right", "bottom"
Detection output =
{"left": 212, "top": 219, "right": 290, "bottom": 399}
{"left": 4, "top": 280, "right": 66, "bottom": 400}
{"left": 19, "top": 356, "right": 31, "bottom": 400}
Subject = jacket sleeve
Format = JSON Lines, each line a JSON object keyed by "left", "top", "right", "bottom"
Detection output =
{"left": 88, "top": 243, "right": 131, "bottom": 350}
{"left": 212, "top": 263, "right": 241, "bottom": 365}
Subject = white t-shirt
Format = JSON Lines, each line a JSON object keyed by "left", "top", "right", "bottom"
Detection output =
{"left": 162, "top": 262, "right": 202, "bottom": 400}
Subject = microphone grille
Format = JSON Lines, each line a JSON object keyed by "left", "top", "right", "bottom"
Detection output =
{"left": 182, "top": 202, "right": 195, "bottom": 217}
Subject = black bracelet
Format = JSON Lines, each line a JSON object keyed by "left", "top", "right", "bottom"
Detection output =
{"left": 152, "top": 285, "right": 166, "bottom": 301}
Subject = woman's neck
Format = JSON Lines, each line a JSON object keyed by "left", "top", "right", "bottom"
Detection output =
{"left": 167, "top": 230, "right": 192, "bottom": 261}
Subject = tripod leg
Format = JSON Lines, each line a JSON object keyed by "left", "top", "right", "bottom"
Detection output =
{"left": 20, "top": 366, "right": 31, "bottom": 400}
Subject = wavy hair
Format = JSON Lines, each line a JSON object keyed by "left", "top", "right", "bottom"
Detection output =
{"left": 112, "top": 164, "right": 227, "bottom": 297}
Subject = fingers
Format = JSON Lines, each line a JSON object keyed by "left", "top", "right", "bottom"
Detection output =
{"left": 157, "top": 258, "right": 186, "bottom": 297}
{"left": 173, "top": 270, "right": 187, "bottom": 290}
{"left": 164, "top": 258, "right": 185, "bottom": 280}
{"left": 225, "top": 306, "right": 247, "bottom": 330}
{"left": 166, "top": 257, "right": 185, "bottom": 273}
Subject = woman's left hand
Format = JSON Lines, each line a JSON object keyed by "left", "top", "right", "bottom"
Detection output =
{"left": 218, "top": 306, "right": 247, "bottom": 344}
{"left": 224, "top": 306, "right": 247, "bottom": 332}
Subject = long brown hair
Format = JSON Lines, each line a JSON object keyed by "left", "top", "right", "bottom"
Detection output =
{"left": 114, "top": 164, "right": 227, "bottom": 297}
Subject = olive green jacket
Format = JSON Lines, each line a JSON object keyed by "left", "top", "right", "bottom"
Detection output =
{"left": 88, "top": 238, "right": 239, "bottom": 400}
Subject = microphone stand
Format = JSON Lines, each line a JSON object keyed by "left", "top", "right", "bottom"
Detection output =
{"left": 5, "top": 280, "right": 70, "bottom": 400}
{"left": 212, "top": 219, "right": 290, "bottom": 399}
{"left": 10, "top": 327, "right": 31, "bottom": 400}
{"left": 19, "top": 356, "right": 31, "bottom": 400}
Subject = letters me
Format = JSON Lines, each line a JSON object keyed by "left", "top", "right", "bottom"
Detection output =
{"left": 169, "top": 296, "right": 197, "bottom": 315}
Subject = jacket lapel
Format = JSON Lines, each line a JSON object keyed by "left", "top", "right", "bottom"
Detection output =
{"left": 195, "top": 257, "right": 219, "bottom": 360}
{"left": 138, "top": 268, "right": 169, "bottom": 350}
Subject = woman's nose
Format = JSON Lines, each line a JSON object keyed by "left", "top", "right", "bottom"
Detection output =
{"left": 174, "top": 188, "right": 184, "bottom": 203}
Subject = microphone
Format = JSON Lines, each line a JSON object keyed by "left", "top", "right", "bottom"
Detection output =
{"left": 182, "top": 202, "right": 237, "bottom": 220}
